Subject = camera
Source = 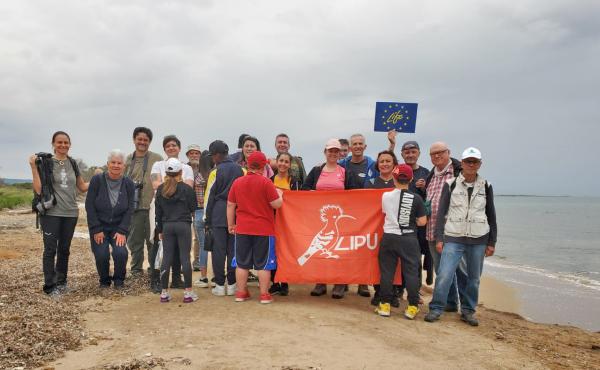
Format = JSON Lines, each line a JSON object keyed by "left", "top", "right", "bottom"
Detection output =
{"left": 35, "top": 152, "right": 53, "bottom": 163}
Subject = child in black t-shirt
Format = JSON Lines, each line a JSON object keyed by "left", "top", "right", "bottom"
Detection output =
{"left": 376, "top": 164, "right": 427, "bottom": 319}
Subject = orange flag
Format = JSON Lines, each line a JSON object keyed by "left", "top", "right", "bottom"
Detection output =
{"left": 274, "top": 189, "right": 401, "bottom": 284}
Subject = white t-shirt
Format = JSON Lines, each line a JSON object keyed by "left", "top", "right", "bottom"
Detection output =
{"left": 151, "top": 160, "right": 194, "bottom": 183}
{"left": 381, "top": 188, "right": 425, "bottom": 236}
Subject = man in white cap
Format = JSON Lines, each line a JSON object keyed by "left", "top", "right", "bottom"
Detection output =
{"left": 424, "top": 147, "right": 497, "bottom": 326}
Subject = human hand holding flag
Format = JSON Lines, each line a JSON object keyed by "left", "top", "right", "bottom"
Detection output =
{"left": 374, "top": 102, "right": 418, "bottom": 132}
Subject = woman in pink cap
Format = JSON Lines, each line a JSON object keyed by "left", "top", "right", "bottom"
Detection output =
{"left": 302, "top": 138, "right": 362, "bottom": 299}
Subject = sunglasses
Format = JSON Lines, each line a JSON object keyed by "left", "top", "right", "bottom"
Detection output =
{"left": 463, "top": 159, "right": 481, "bottom": 165}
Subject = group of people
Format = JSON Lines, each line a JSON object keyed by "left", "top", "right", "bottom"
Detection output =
{"left": 29, "top": 126, "right": 497, "bottom": 325}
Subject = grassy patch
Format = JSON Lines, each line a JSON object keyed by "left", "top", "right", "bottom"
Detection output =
{"left": 0, "top": 184, "right": 33, "bottom": 210}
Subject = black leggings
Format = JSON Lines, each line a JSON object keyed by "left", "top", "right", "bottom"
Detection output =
{"left": 40, "top": 215, "right": 78, "bottom": 293}
{"left": 160, "top": 222, "right": 192, "bottom": 289}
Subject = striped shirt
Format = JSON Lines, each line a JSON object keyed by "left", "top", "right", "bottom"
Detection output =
{"left": 426, "top": 162, "right": 455, "bottom": 241}
{"left": 193, "top": 171, "right": 207, "bottom": 209}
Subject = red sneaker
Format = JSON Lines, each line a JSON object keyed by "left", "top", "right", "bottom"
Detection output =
{"left": 235, "top": 290, "right": 251, "bottom": 302}
{"left": 260, "top": 293, "right": 273, "bottom": 304}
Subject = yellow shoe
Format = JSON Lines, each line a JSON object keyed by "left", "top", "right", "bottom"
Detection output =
{"left": 375, "top": 302, "right": 391, "bottom": 317}
{"left": 404, "top": 305, "right": 420, "bottom": 320}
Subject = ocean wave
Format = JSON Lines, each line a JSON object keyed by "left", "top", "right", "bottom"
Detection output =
{"left": 484, "top": 260, "right": 600, "bottom": 292}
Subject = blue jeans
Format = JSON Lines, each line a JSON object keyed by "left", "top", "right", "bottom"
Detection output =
{"left": 90, "top": 231, "right": 129, "bottom": 286}
{"left": 429, "top": 242, "right": 486, "bottom": 314}
{"left": 428, "top": 241, "right": 467, "bottom": 310}
{"left": 193, "top": 209, "right": 208, "bottom": 269}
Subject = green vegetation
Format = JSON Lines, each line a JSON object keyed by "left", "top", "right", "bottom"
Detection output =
{"left": 0, "top": 183, "right": 33, "bottom": 210}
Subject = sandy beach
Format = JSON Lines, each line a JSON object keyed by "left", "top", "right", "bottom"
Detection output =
{"left": 1, "top": 209, "right": 598, "bottom": 370}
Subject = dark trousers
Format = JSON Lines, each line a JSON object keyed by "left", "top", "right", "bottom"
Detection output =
{"left": 379, "top": 233, "right": 421, "bottom": 306}
{"left": 149, "top": 229, "right": 181, "bottom": 280}
{"left": 40, "top": 215, "right": 78, "bottom": 293}
{"left": 90, "top": 232, "right": 129, "bottom": 286}
{"left": 127, "top": 210, "right": 152, "bottom": 273}
{"left": 211, "top": 226, "right": 236, "bottom": 286}
{"left": 160, "top": 222, "right": 192, "bottom": 289}
{"left": 418, "top": 226, "right": 433, "bottom": 277}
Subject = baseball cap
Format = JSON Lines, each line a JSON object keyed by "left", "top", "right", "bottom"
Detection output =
{"left": 461, "top": 147, "right": 482, "bottom": 160}
{"left": 165, "top": 158, "right": 183, "bottom": 174}
{"left": 247, "top": 151, "right": 267, "bottom": 168}
{"left": 185, "top": 144, "right": 202, "bottom": 155}
{"left": 208, "top": 140, "right": 229, "bottom": 155}
{"left": 325, "top": 138, "right": 341, "bottom": 150}
{"left": 401, "top": 140, "right": 420, "bottom": 151}
{"left": 392, "top": 164, "right": 414, "bottom": 180}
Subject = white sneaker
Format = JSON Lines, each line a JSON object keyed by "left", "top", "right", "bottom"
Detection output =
{"left": 183, "top": 290, "right": 199, "bottom": 303}
{"left": 193, "top": 277, "right": 211, "bottom": 288}
{"left": 226, "top": 283, "right": 237, "bottom": 296}
{"left": 211, "top": 284, "right": 225, "bottom": 296}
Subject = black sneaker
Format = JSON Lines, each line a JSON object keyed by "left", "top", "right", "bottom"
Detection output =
{"left": 280, "top": 283, "right": 289, "bottom": 296}
{"left": 370, "top": 294, "right": 380, "bottom": 306}
{"left": 424, "top": 311, "right": 441, "bottom": 323}
{"left": 269, "top": 283, "right": 281, "bottom": 295}
{"left": 248, "top": 272, "right": 259, "bottom": 282}
{"left": 460, "top": 312, "right": 479, "bottom": 326}
{"left": 357, "top": 285, "right": 371, "bottom": 297}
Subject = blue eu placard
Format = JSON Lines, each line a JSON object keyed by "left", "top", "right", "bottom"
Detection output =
{"left": 374, "top": 102, "right": 418, "bottom": 132}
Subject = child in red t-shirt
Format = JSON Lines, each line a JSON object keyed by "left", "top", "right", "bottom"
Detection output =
{"left": 227, "top": 151, "right": 283, "bottom": 303}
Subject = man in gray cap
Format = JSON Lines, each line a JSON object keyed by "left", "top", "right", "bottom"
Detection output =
{"left": 401, "top": 140, "right": 433, "bottom": 286}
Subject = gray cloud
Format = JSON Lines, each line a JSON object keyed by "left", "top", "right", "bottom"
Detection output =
{"left": 0, "top": 0, "right": 597, "bottom": 195}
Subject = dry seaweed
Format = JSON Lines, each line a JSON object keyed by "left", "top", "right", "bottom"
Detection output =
{"left": 0, "top": 210, "right": 150, "bottom": 369}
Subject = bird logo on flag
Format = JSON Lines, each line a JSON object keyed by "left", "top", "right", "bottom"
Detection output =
{"left": 297, "top": 205, "right": 355, "bottom": 266}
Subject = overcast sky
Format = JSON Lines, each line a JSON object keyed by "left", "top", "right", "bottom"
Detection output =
{"left": 1, "top": 1, "right": 598, "bottom": 195}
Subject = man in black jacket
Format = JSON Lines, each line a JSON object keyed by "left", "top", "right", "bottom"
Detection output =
{"left": 205, "top": 140, "right": 245, "bottom": 296}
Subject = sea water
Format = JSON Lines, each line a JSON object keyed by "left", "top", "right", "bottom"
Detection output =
{"left": 483, "top": 196, "right": 600, "bottom": 331}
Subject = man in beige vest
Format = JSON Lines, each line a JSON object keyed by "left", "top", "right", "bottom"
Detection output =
{"left": 424, "top": 147, "right": 497, "bottom": 326}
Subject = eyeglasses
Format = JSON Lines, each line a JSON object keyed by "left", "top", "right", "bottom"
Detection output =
{"left": 463, "top": 159, "right": 481, "bottom": 165}
{"left": 429, "top": 149, "right": 448, "bottom": 157}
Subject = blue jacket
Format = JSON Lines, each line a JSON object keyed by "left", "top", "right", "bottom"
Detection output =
{"left": 85, "top": 173, "right": 135, "bottom": 235}
{"left": 338, "top": 155, "right": 379, "bottom": 187}
{"left": 205, "top": 159, "right": 244, "bottom": 227}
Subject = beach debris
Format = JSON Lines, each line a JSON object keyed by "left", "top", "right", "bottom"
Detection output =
{"left": 84, "top": 356, "right": 191, "bottom": 369}
{"left": 0, "top": 218, "right": 150, "bottom": 370}
{"left": 495, "top": 331, "right": 505, "bottom": 340}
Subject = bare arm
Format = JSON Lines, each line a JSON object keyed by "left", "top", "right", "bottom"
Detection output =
{"left": 76, "top": 176, "right": 88, "bottom": 193}
{"left": 151, "top": 173, "right": 162, "bottom": 190}
{"left": 387, "top": 130, "right": 396, "bottom": 152}
{"left": 28, "top": 155, "right": 42, "bottom": 195}
{"left": 184, "top": 179, "right": 194, "bottom": 188}
{"left": 227, "top": 201, "right": 237, "bottom": 234}
{"left": 270, "top": 196, "right": 283, "bottom": 209}
{"left": 416, "top": 215, "right": 427, "bottom": 226}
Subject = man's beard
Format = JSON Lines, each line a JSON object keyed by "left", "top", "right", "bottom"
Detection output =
{"left": 189, "top": 159, "right": 200, "bottom": 167}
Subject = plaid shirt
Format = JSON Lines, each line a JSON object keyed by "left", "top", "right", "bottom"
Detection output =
{"left": 426, "top": 163, "right": 455, "bottom": 241}
{"left": 193, "top": 171, "right": 207, "bottom": 209}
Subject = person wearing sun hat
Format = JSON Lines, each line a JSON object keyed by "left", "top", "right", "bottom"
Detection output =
{"left": 226, "top": 151, "right": 283, "bottom": 304}
{"left": 424, "top": 147, "right": 498, "bottom": 326}
{"left": 155, "top": 158, "right": 199, "bottom": 303}
{"left": 375, "top": 164, "right": 427, "bottom": 319}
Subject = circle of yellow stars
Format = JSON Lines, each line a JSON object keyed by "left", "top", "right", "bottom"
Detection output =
{"left": 381, "top": 104, "right": 411, "bottom": 130}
